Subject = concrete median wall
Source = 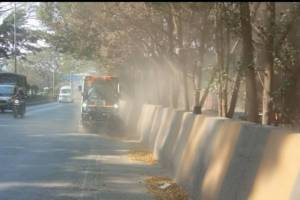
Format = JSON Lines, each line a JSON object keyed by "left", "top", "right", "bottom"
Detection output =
{"left": 119, "top": 100, "right": 143, "bottom": 139}
{"left": 144, "top": 105, "right": 164, "bottom": 150}
{"left": 157, "top": 110, "right": 185, "bottom": 170}
{"left": 138, "top": 104, "right": 158, "bottom": 146}
{"left": 152, "top": 108, "right": 174, "bottom": 159}
{"left": 120, "top": 101, "right": 300, "bottom": 200}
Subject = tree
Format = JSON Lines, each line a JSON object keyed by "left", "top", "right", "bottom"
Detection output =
{"left": 261, "top": 2, "right": 276, "bottom": 125}
{"left": 0, "top": 6, "right": 40, "bottom": 60}
{"left": 240, "top": 2, "right": 259, "bottom": 123}
{"left": 35, "top": 2, "right": 300, "bottom": 126}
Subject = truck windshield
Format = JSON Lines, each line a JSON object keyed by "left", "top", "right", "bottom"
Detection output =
{"left": 61, "top": 89, "right": 71, "bottom": 94}
{"left": 89, "top": 80, "right": 118, "bottom": 104}
{"left": 0, "top": 85, "right": 15, "bottom": 96}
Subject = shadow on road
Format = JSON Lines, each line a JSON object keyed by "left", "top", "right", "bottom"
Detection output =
{"left": 0, "top": 126, "right": 162, "bottom": 200}
{"left": 80, "top": 119, "right": 126, "bottom": 138}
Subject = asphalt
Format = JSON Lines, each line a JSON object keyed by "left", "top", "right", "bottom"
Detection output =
{"left": 0, "top": 100, "right": 167, "bottom": 200}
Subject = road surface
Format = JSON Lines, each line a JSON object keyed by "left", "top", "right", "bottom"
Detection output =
{"left": 0, "top": 101, "right": 166, "bottom": 200}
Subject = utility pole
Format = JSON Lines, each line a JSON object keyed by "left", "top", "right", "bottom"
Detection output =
{"left": 69, "top": 71, "right": 72, "bottom": 87}
{"left": 52, "top": 69, "right": 55, "bottom": 98}
{"left": 13, "top": 2, "right": 17, "bottom": 74}
{"left": 52, "top": 51, "right": 57, "bottom": 98}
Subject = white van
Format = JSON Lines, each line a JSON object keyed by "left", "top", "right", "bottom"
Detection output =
{"left": 58, "top": 86, "right": 73, "bottom": 103}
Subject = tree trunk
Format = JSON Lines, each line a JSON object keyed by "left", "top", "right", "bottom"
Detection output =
{"left": 166, "top": 5, "right": 178, "bottom": 109}
{"left": 262, "top": 2, "right": 275, "bottom": 125}
{"left": 216, "top": 4, "right": 226, "bottom": 117}
{"left": 216, "top": 4, "right": 222, "bottom": 116}
{"left": 193, "top": 51, "right": 204, "bottom": 112}
{"left": 227, "top": 67, "right": 242, "bottom": 118}
{"left": 199, "top": 67, "right": 218, "bottom": 108}
{"left": 225, "top": 39, "right": 240, "bottom": 117}
{"left": 182, "top": 68, "right": 190, "bottom": 111}
{"left": 194, "top": 61, "right": 201, "bottom": 105}
{"left": 194, "top": 10, "right": 208, "bottom": 110}
{"left": 177, "top": 12, "right": 190, "bottom": 111}
{"left": 194, "top": 45, "right": 204, "bottom": 108}
{"left": 172, "top": 71, "right": 179, "bottom": 108}
{"left": 224, "top": 23, "right": 230, "bottom": 117}
{"left": 240, "top": 2, "right": 259, "bottom": 123}
{"left": 283, "top": 21, "right": 300, "bottom": 125}
{"left": 167, "top": 5, "right": 175, "bottom": 57}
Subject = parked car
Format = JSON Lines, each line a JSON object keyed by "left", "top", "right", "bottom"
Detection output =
{"left": 58, "top": 86, "right": 73, "bottom": 103}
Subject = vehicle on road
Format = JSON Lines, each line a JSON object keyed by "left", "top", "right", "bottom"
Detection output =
{"left": 81, "top": 75, "right": 121, "bottom": 127}
{"left": 58, "top": 86, "right": 73, "bottom": 103}
{"left": 0, "top": 73, "right": 27, "bottom": 112}
{"left": 12, "top": 88, "right": 26, "bottom": 118}
{"left": 12, "top": 98, "right": 26, "bottom": 118}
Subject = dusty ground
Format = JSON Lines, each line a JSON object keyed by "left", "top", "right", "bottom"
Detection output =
{"left": 0, "top": 102, "right": 169, "bottom": 200}
{"left": 127, "top": 149, "right": 188, "bottom": 200}
{"left": 145, "top": 176, "right": 188, "bottom": 200}
{"left": 127, "top": 150, "right": 158, "bottom": 165}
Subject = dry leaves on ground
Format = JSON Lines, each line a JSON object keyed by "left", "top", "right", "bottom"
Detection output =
{"left": 145, "top": 176, "right": 188, "bottom": 200}
{"left": 127, "top": 150, "right": 157, "bottom": 165}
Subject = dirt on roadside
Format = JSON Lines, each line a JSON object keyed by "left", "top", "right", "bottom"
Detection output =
{"left": 127, "top": 150, "right": 157, "bottom": 165}
{"left": 145, "top": 176, "right": 188, "bottom": 200}
{"left": 127, "top": 150, "right": 188, "bottom": 199}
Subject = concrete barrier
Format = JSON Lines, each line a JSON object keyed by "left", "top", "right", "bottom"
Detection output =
{"left": 145, "top": 105, "right": 164, "bottom": 150}
{"left": 198, "top": 121, "right": 271, "bottom": 200}
{"left": 170, "top": 113, "right": 197, "bottom": 176}
{"left": 138, "top": 104, "right": 157, "bottom": 144}
{"left": 121, "top": 102, "right": 300, "bottom": 200}
{"left": 158, "top": 110, "right": 185, "bottom": 170}
{"left": 153, "top": 108, "right": 174, "bottom": 159}
{"left": 119, "top": 100, "right": 144, "bottom": 139}
{"left": 136, "top": 104, "right": 149, "bottom": 141}
{"left": 174, "top": 116, "right": 300, "bottom": 200}
{"left": 175, "top": 116, "right": 228, "bottom": 199}
{"left": 248, "top": 128, "right": 300, "bottom": 200}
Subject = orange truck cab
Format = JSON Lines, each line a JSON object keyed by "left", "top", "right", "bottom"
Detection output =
{"left": 80, "top": 75, "right": 120, "bottom": 126}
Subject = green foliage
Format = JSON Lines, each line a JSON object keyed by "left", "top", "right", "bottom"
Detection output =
{"left": 35, "top": 2, "right": 300, "bottom": 123}
{"left": 0, "top": 7, "right": 40, "bottom": 59}
{"left": 5, "top": 46, "right": 98, "bottom": 88}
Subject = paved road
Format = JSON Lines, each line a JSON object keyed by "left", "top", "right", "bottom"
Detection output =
{"left": 0, "top": 101, "right": 166, "bottom": 200}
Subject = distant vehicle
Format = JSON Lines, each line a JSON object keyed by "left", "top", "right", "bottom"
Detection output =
{"left": 58, "top": 86, "right": 73, "bottom": 103}
{"left": 12, "top": 90, "right": 26, "bottom": 119}
{"left": 0, "top": 73, "right": 27, "bottom": 112}
{"left": 42, "top": 87, "right": 49, "bottom": 96}
{"left": 81, "top": 75, "right": 120, "bottom": 126}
